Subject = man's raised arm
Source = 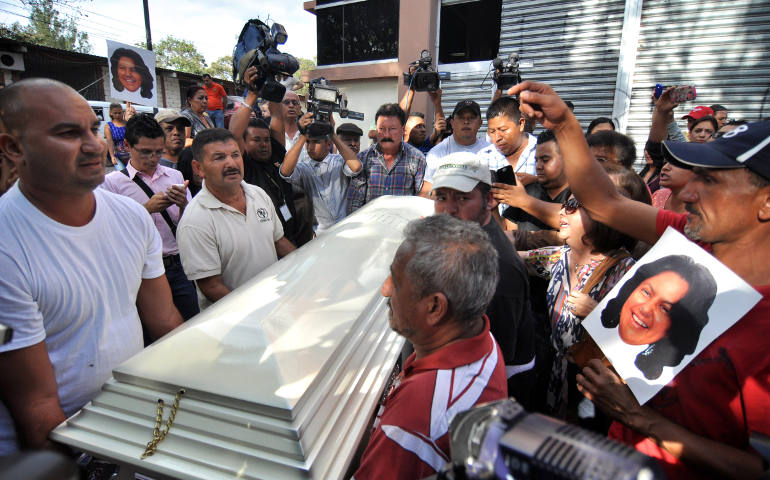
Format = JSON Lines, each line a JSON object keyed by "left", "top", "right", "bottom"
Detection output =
{"left": 508, "top": 81, "right": 660, "bottom": 245}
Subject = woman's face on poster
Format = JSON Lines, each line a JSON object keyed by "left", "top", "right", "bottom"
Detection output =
{"left": 117, "top": 56, "right": 142, "bottom": 92}
{"left": 618, "top": 270, "right": 689, "bottom": 345}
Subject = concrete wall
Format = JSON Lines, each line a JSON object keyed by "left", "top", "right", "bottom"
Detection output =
{"left": 330, "top": 77, "right": 398, "bottom": 148}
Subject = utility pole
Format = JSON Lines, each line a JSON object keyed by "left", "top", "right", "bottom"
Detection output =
{"left": 143, "top": 0, "right": 152, "bottom": 51}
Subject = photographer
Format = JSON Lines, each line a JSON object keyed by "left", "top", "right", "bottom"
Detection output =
{"left": 279, "top": 112, "right": 361, "bottom": 233}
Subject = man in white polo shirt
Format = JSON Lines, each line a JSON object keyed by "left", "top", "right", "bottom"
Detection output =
{"left": 177, "top": 129, "right": 296, "bottom": 309}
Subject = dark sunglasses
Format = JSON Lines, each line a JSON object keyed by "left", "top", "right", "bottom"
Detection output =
{"left": 561, "top": 197, "right": 581, "bottom": 214}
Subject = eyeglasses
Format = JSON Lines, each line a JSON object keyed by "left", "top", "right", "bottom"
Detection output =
{"left": 135, "top": 149, "right": 165, "bottom": 159}
{"left": 282, "top": 100, "right": 301, "bottom": 106}
{"left": 561, "top": 197, "right": 581, "bottom": 214}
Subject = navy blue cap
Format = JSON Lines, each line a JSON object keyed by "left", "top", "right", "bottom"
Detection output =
{"left": 663, "top": 121, "right": 770, "bottom": 181}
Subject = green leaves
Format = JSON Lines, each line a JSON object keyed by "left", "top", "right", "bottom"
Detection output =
{"left": 1, "top": 0, "right": 92, "bottom": 53}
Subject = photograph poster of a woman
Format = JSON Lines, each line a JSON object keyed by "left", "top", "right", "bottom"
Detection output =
{"left": 582, "top": 227, "right": 761, "bottom": 405}
{"left": 106, "top": 40, "right": 157, "bottom": 107}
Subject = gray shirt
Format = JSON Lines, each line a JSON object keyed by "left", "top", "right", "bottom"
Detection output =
{"left": 280, "top": 152, "right": 356, "bottom": 233}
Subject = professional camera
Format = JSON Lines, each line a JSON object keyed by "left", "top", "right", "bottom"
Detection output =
{"left": 233, "top": 19, "right": 300, "bottom": 102}
{"left": 492, "top": 52, "right": 524, "bottom": 91}
{"left": 425, "top": 398, "right": 663, "bottom": 480}
{"left": 305, "top": 78, "right": 364, "bottom": 140}
{"left": 403, "top": 50, "right": 450, "bottom": 92}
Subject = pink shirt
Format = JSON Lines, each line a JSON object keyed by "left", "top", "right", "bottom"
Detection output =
{"left": 101, "top": 163, "right": 190, "bottom": 256}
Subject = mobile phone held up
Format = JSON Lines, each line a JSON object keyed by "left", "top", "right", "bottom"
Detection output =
{"left": 654, "top": 83, "right": 697, "bottom": 103}
{"left": 494, "top": 165, "right": 517, "bottom": 186}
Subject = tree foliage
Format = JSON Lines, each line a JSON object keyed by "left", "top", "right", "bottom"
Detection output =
{"left": 137, "top": 36, "right": 207, "bottom": 75}
{"left": 0, "top": 0, "right": 92, "bottom": 53}
{"left": 293, "top": 57, "right": 317, "bottom": 96}
{"left": 206, "top": 55, "right": 233, "bottom": 81}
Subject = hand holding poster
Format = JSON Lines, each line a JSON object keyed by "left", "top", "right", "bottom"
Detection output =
{"left": 581, "top": 227, "right": 762, "bottom": 405}
{"left": 106, "top": 40, "right": 157, "bottom": 107}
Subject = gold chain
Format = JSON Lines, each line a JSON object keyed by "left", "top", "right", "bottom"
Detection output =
{"left": 141, "top": 389, "right": 185, "bottom": 459}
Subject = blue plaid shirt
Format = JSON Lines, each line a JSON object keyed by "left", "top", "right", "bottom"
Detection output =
{"left": 346, "top": 141, "right": 426, "bottom": 214}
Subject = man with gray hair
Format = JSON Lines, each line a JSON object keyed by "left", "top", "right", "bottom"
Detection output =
{"left": 354, "top": 214, "right": 507, "bottom": 480}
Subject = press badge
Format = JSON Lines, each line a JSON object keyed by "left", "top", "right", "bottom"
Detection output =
{"left": 280, "top": 203, "right": 292, "bottom": 221}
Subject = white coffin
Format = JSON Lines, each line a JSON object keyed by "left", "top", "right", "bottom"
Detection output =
{"left": 50, "top": 196, "right": 434, "bottom": 480}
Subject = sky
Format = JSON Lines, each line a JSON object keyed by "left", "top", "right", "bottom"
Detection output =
{"left": 0, "top": 0, "right": 318, "bottom": 64}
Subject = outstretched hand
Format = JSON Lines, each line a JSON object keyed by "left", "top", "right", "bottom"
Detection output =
{"left": 491, "top": 180, "right": 528, "bottom": 207}
{"left": 506, "top": 81, "right": 575, "bottom": 132}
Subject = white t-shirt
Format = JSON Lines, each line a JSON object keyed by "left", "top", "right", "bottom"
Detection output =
{"left": 0, "top": 184, "right": 164, "bottom": 455}
{"left": 177, "top": 181, "right": 284, "bottom": 309}
{"left": 425, "top": 135, "right": 492, "bottom": 182}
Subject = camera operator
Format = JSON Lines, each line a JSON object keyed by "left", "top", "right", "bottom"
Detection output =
{"left": 280, "top": 112, "right": 361, "bottom": 233}
{"left": 399, "top": 85, "right": 446, "bottom": 154}
{"left": 229, "top": 66, "right": 314, "bottom": 247}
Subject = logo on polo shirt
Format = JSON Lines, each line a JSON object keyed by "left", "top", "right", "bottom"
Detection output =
{"left": 256, "top": 207, "right": 269, "bottom": 222}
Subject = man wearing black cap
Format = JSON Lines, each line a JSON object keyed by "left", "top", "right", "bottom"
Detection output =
{"left": 336, "top": 122, "right": 363, "bottom": 154}
{"left": 424, "top": 99, "right": 491, "bottom": 190}
{"left": 509, "top": 80, "right": 770, "bottom": 480}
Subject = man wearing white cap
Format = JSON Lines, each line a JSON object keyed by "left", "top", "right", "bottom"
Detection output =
{"left": 431, "top": 152, "right": 536, "bottom": 407}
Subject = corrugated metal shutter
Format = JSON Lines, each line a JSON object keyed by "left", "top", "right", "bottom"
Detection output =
{"left": 627, "top": 0, "right": 770, "bottom": 166}
{"left": 438, "top": 0, "right": 626, "bottom": 133}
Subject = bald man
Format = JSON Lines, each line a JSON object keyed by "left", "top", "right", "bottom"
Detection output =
{"left": 0, "top": 78, "right": 182, "bottom": 454}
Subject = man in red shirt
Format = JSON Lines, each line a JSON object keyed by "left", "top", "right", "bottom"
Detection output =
{"left": 202, "top": 74, "right": 227, "bottom": 128}
{"left": 354, "top": 214, "right": 507, "bottom": 480}
{"left": 507, "top": 80, "right": 770, "bottom": 480}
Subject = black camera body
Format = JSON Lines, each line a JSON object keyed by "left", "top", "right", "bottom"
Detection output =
{"left": 403, "top": 50, "right": 442, "bottom": 92}
{"left": 305, "top": 78, "right": 365, "bottom": 140}
{"left": 234, "top": 20, "right": 299, "bottom": 102}
{"left": 493, "top": 53, "right": 523, "bottom": 91}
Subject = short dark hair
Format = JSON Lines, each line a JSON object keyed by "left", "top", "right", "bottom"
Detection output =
{"left": 375, "top": 103, "right": 406, "bottom": 126}
{"left": 690, "top": 115, "right": 718, "bottom": 133}
{"left": 601, "top": 255, "right": 717, "bottom": 380}
{"left": 587, "top": 130, "right": 637, "bottom": 168}
{"left": 191, "top": 128, "right": 237, "bottom": 162}
{"left": 124, "top": 113, "right": 165, "bottom": 147}
{"left": 709, "top": 104, "right": 727, "bottom": 113}
{"left": 408, "top": 112, "right": 425, "bottom": 119}
{"left": 536, "top": 129, "right": 557, "bottom": 145}
{"left": 202, "top": 74, "right": 212, "bottom": 80}
{"left": 486, "top": 96, "right": 521, "bottom": 122}
{"left": 109, "top": 48, "right": 154, "bottom": 99}
{"left": 586, "top": 117, "right": 616, "bottom": 136}
{"left": 243, "top": 118, "right": 270, "bottom": 140}
{"left": 109, "top": 103, "right": 122, "bottom": 110}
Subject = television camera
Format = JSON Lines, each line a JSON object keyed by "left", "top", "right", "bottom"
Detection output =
{"left": 305, "top": 78, "right": 364, "bottom": 140}
{"left": 233, "top": 19, "right": 299, "bottom": 102}
{"left": 492, "top": 52, "right": 526, "bottom": 92}
{"left": 403, "top": 50, "right": 450, "bottom": 92}
{"left": 425, "top": 398, "right": 664, "bottom": 480}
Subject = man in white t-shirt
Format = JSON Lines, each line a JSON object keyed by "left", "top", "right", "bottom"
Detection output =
{"left": 177, "top": 128, "right": 296, "bottom": 309}
{"left": 478, "top": 96, "right": 538, "bottom": 184}
{"left": 424, "top": 99, "right": 491, "bottom": 188}
{"left": 0, "top": 79, "right": 183, "bottom": 456}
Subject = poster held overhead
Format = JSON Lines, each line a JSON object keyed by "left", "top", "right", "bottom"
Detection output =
{"left": 581, "top": 227, "right": 762, "bottom": 405}
{"left": 106, "top": 40, "right": 157, "bottom": 107}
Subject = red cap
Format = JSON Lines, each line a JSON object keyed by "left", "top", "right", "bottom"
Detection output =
{"left": 681, "top": 105, "right": 714, "bottom": 120}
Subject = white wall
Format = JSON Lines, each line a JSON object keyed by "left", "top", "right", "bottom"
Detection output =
{"left": 330, "top": 78, "right": 398, "bottom": 148}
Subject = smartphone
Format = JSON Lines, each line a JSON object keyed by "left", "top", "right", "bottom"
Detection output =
{"left": 669, "top": 85, "right": 697, "bottom": 104}
{"left": 494, "top": 165, "right": 517, "bottom": 185}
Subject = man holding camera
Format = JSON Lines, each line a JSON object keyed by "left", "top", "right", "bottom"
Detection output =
{"left": 101, "top": 114, "right": 199, "bottom": 321}
{"left": 280, "top": 113, "right": 361, "bottom": 233}
{"left": 347, "top": 103, "right": 427, "bottom": 213}
{"left": 399, "top": 87, "right": 446, "bottom": 154}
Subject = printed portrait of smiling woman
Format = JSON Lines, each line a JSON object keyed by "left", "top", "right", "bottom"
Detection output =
{"left": 110, "top": 48, "right": 154, "bottom": 99}
{"left": 601, "top": 255, "right": 717, "bottom": 380}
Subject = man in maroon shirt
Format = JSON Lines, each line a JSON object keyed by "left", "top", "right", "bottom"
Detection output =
{"left": 506, "top": 81, "right": 770, "bottom": 480}
{"left": 354, "top": 214, "right": 507, "bottom": 480}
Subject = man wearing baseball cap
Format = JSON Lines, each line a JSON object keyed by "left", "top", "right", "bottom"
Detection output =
{"left": 508, "top": 79, "right": 770, "bottom": 479}
{"left": 424, "top": 99, "right": 491, "bottom": 190}
{"left": 431, "top": 152, "right": 536, "bottom": 408}
{"left": 155, "top": 109, "right": 191, "bottom": 169}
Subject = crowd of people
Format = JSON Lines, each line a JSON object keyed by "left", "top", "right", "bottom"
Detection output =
{"left": 0, "top": 67, "right": 768, "bottom": 480}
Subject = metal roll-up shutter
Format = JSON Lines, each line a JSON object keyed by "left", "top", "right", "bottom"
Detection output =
{"left": 627, "top": 0, "right": 770, "bottom": 167}
{"left": 438, "top": 0, "right": 626, "bottom": 133}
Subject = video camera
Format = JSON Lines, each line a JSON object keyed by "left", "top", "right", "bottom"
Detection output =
{"left": 492, "top": 52, "right": 524, "bottom": 91}
{"left": 403, "top": 50, "right": 450, "bottom": 92}
{"left": 305, "top": 78, "right": 364, "bottom": 140}
{"left": 425, "top": 398, "right": 663, "bottom": 480}
{"left": 233, "top": 19, "right": 299, "bottom": 102}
